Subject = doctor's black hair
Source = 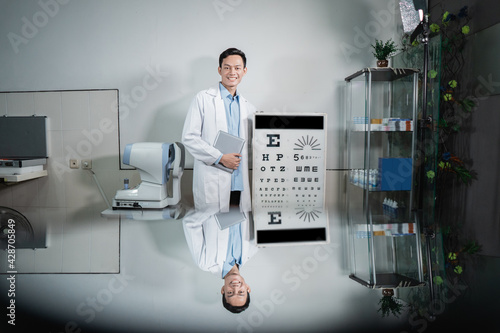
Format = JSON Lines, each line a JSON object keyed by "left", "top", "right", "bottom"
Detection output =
{"left": 222, "top": 292, "right": 250, "bottom": 314}
{"left": 219, "top": 48, "right": 247, "bottom": 68}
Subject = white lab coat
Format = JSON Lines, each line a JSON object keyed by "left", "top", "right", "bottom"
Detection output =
{"left": 181, "top": 84, "right": 255, "bottom": 213}
{"left": 182, "top": 209, "right": 258, "bottom": 277}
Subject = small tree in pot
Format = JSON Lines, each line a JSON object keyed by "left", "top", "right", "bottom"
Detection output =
{"left": 371, "top": 39, "right": 398, "bottom": 67}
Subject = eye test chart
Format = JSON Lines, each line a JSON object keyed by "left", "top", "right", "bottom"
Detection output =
{"left": 252, "top": 113, "right": 329, "bottom": 246}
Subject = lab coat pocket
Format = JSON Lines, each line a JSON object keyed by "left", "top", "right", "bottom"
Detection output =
{"left": 204, "top": 173, "right": 219, "bottom": 203}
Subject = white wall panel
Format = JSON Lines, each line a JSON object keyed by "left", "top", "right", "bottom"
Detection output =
{"left": 0, "top": 0, "right": 401, "bottom": 169}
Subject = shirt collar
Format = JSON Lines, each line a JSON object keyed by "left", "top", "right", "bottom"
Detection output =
{"left": 219, "top": 82, "right": 239, "bottom": 100}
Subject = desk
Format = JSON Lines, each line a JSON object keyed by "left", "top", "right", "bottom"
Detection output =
{"left": 101, "top": 203, "right": 186, "bottom": 221}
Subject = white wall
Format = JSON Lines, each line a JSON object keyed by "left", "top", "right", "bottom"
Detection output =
{"left": 0, "top": 0, "right": 400, "bottom": 169}
{"left": 0, "top": 1, "right": 408, "bottom": 332}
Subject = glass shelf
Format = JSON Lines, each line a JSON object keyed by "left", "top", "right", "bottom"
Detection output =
{"left": 345, "top": 67, "right": 424, "bottom": 289}
{"left": 391, "top": 35, "right": 445, "bottom": 314}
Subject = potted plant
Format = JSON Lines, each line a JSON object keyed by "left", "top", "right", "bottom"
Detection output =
{"left": 371, "top": 39, "right": 398, "bottom": 67}
{"left": 378, "top": 289, "right": 404, "bottom": 317}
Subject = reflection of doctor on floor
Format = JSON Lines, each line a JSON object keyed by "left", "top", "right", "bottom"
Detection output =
{"left": 181, "top": 48, "right": 258, "bottom": 313}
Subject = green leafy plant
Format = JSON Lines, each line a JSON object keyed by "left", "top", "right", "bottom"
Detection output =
{"left": 395, "top": 7, "right": 481, "bottom": 320}
{"left": 462, "top": 240, "right": 481, "bottom": 254}
{"left": 371, "top": 39, "right": 398, "bottom": 60}
{"left": 402, "top": 5, "right": 480, "bottom": 261}
{"left": 438, "top": 152, "right": 474, "bottom": 184}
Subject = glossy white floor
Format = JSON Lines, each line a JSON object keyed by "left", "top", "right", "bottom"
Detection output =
{"left": 0, "top": 170, "right": 410, "bottom": 333}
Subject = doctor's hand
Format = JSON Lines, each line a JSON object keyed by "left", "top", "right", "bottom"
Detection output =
{"left": 220, "top": 153, "right": 242, "bottom": 170}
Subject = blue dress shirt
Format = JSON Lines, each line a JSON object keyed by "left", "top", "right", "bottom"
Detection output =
{"left": 217, "top": 83, "right": 244, "bottom": 191}
{"left": 222, "top": 222, "right": 243, "bottom": 278}
{"left": 218, "top": 83, "right": 244, "bottom": 278}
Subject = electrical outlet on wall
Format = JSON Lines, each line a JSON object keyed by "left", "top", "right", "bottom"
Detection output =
{"left": 69, "top": 159, "right": 79, "bottom": 169}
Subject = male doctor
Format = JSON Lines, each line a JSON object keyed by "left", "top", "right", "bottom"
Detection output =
{"left": 182, "top": 48, "right": 258, "bottom": 313}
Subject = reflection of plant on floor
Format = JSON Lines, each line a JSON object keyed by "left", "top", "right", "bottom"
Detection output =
{"left": 378, "top": 289, "right": 405, "bottom": 318}
{"left": 378, "top": 289, "right": 404, "bottom": 317}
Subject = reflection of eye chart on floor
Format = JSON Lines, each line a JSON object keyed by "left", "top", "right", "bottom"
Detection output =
{"left": 253, "top": 113, "right": 329, "bottom": 246}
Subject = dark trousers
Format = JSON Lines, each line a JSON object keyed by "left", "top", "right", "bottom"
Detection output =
{"left": 230, "top": 191, "right": 241, "bottom": 207}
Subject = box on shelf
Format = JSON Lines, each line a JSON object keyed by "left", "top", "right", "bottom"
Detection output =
{"left": 352, "top": 117, "right": 413, "bottom": 132}
{"left": 378, "top": 158, "right": 412, "bottom": 191}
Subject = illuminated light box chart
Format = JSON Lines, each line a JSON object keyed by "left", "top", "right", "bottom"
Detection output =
{"left": 252, "top": 113, "right": 329, "bottom": 246}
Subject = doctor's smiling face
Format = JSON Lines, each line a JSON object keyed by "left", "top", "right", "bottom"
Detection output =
{"left": 218, "top": 54, "right": 247, "bottom": 96}
{"left": 221, "top": 266, "right": 251, "bottom": 312}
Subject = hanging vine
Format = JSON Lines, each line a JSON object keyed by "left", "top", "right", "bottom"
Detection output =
{"left": 430, "top": 6, "right": 476, "bottom": 184}
{"left": 395, "top": 6, "right": 482, "bottom": 320}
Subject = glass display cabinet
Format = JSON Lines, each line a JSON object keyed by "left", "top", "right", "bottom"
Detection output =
{"left": 345, "top": 67, "right": 425, "bottom": 289}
